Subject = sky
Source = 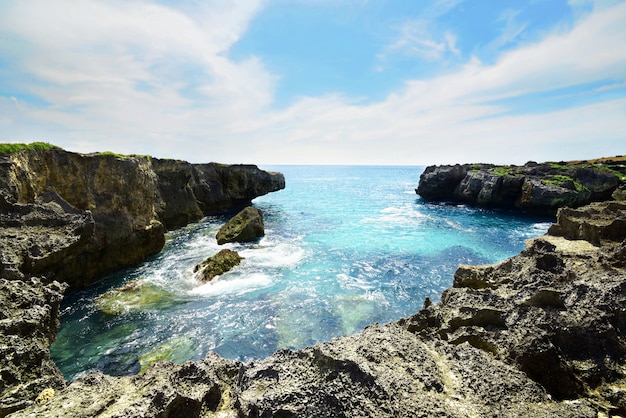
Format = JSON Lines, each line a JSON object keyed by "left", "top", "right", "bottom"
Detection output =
{"left": 0, "top": 0, "right": 625, "bottom": 166}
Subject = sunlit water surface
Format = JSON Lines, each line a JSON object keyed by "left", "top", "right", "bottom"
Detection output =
{"left": 52, "top": 166, "right": 551, "bottom": 380}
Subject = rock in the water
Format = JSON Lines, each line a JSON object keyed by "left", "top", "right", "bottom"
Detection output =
{"left": 216, "top": 206, "right": 264, "bottom": 245}
{"left": 94, "top": 279, "right": 180, "bottom": 315}
{"left": 193, "top": 249, "right": 243, "bottom": 282}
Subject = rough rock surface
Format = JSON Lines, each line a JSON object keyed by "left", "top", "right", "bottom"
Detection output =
{"left": 152, "top": 159, "right": 285, "bottom": 230}
{"left": 11, "top": 201, "right": 626, "bottom": 417}
{"left": 416, "top": 159, "right": 626, "bottom": 215}
{"left": 216, "top": 206, "right": 265, "bottom": 245}
{"left": 0, "top": 278, "right": 67, "bottom": 417}
{"left": 194, "top": 249, "right": 243, "bottom": 282}
{"left": 0, "top": 149, "right": 284, "bottom": 289}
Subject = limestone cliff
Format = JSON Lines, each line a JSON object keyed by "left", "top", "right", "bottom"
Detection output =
{"left": 0, "top": 148, "right": 285, "bottom": 290}
{"left": 416, "top": 158, "right": 626, "bottom": 215}
{"left": 11, "top": 201, "right": 626, "bottom": 417}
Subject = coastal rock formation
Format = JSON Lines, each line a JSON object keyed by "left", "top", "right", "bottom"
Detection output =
{"left": 401, "top": 200, "right": 626, "bottom": 414}
{"left": 416, "top": 158, "right": 626, "bottom": 214}
{"left": 216, "top": 206, "right": 265, "bottom": 245}
{"left": 194, "top": 249, "right": 244, "bottom": 283}
{"left": 12, "top": 201, "right": 625, "bottom": 417}
{"left": 0, "top": 148, "right": 284, "bottom": 289}
{"left": 0, "top": 278, "right": 67, "bottom": 417}
{"left": 152, "top": 159, "right": 284, "bottom": 230}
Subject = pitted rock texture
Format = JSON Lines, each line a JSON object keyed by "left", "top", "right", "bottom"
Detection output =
{"left": 401, "top": 201, "right": 626, "bottom": 414}
{"left": 0, "top": 278, "right": 67, "bottom": 417}
{"left": 416, "top": 159, "right": 626, "bottom": 215}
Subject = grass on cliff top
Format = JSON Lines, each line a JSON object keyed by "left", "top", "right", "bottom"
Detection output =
{"left": 0, "top": 142, "right": 63, "bottom": 154}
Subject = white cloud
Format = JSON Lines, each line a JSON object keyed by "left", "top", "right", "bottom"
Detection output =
{"left": 0, "top": 0, "right": 624, "bottom": 165}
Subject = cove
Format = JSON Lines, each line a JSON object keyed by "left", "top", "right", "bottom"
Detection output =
{"left": 51, "top": 166, "right": 552, "bottom": 380}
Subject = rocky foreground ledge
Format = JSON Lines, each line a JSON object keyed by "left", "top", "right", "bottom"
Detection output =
{"left": 9, "top": 201, "right": 625, "bottom": 417}
{"left": 416, "top": 157, "right": 626, "bottom": 215}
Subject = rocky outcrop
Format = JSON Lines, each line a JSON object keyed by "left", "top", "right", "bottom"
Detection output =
{"left": 401, "top": 200, "right": 626, "bottom": 414}
{"left": 152, "top": 160, "right": 284, "bottom": 230}
{"left": 0, "top": 146, "right": 283, "bottom": 416}
{"left": 216, "top": 206, "right": 265, "bottom": 245}
{"left": 0, "top": 148, "right": 284, "bottom": 290}
{"left": 12, "top": 201, "right": 626, "bottom": 417}
{"left": 0, "top": 278, "right": 67, "bottom": 417}
{"left": 416, "top": 158, "right": 626, "bottom": 215}
{"left": 194, "top": 249, "right": 243, "bottom": 283}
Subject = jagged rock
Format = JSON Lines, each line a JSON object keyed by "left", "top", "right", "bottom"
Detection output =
{"left": 0, "top": 278, "right": 67, "bottom": 417}
{"left": 152, "top": 160, "right": 285, "bottom": 230}
{"left": 416, "top": 159, "right": 626, "bottom": 215}
{"left": 401, "top": 204, "right": 626, "bottom": 412}
{"left": 11, "top": 325, "right": 597, "bottom": 418}
{"left": 193, "top": 249, "right": 243, "bottom": 283}
{"left": 548, "top": 201, "right": 626, "bottom": 244}
{"left": 0, "top": 148, "right": 284, "bottom": 289}
{"left": 216, "top": 207, "right": 264, "bottom": 245}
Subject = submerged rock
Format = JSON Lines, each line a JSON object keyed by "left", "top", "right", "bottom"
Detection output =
{"left": 193, "top": 249, "right": 243, "bottom": 283}
{"left": 138, "top": 337, "right": 196, "bottom": 375}
{"left": 216, "top": 206, "right": 265, "bottom": 245}
{"left": 94, "top": 279, "right": 180, "bottom": 315}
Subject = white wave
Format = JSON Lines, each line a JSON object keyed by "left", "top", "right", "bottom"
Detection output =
{"left": 238, "top": 237, "right": 305, "bottom": 269}
{"left": 189, "top": 273, "right": 272, "bottom": 297}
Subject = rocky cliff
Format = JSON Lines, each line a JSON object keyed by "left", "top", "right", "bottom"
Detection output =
{"left": 416, "top": 158, "right": 626, "bottom": 215}
{"left": 0, "top": 147, "right": 285, "bottom": 290}
{"left": 10, "top": 201, "right": 626, "bottom": 417}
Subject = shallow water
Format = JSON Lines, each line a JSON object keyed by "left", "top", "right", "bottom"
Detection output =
{"left": 51, "top": 165, "right": 552, "bottom": 380}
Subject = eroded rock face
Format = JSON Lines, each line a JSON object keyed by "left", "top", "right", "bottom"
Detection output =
{"left": 152, "top": 160, "right": 285, "bottom": 230}
{"left": 193, "top": 249, "right": 243, "bottom": 283}
{"left": 216, "top": 206, "right": 265, "bottom": 245}
{"left": 416, "top": 160, "right": 626, "bottom": 215}
{"left": 0, "top": 278, "right": 67, "bottom": 417}
{"left": 0, "top": 149, "right": 284, "bottom": 289}
{"left": 401, "top": 201, "right": 626, "bottom": 413}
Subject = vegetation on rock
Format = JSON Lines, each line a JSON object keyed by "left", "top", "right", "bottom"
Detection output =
{"left": 0, "top": 142, "right": 62, "bottom": 154}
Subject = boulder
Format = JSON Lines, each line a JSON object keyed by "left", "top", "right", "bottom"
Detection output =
{"left": 216, "top": 207, "right": 264, "bottom": 245}
{"left": 193, "top": 249, "right": 243, "bottom": 282}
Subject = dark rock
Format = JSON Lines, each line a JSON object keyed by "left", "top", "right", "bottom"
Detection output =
{"left": 193, "top": 249, "right": 243, "bottom": 282}
{"left": 216, "top": 206, "right": 265, "bottom": 245}
{"left": 416, "top": 159, "right": 626, "bottom": 215}
{"left": 0, "top": 148, "right": 284, "bottom": 289}
{"left": 0, "top": 278, "right": 67, "bottom": 417}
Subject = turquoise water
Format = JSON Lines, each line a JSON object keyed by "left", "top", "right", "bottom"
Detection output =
{"left": 51, "top": 166, "right": 551, "bottom": 380}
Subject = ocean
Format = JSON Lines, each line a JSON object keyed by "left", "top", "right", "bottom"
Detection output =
{"left": 51, "top": 165, "right": 552, "bottom": 380}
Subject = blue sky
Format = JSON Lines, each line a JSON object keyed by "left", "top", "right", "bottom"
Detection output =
{"left": 0, "top": 0, "right": 624, "bottom": 165}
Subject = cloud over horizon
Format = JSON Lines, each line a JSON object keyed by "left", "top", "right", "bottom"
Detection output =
{"left": 0, "top": 0, "right": 624, "bottom": 165}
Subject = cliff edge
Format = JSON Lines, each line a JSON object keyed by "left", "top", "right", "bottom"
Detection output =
{"left": 0, "top": 146, "right": 285, "bottom": 290}
{"left": 416, "top": 157, "right": 626, "bottom": 215}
